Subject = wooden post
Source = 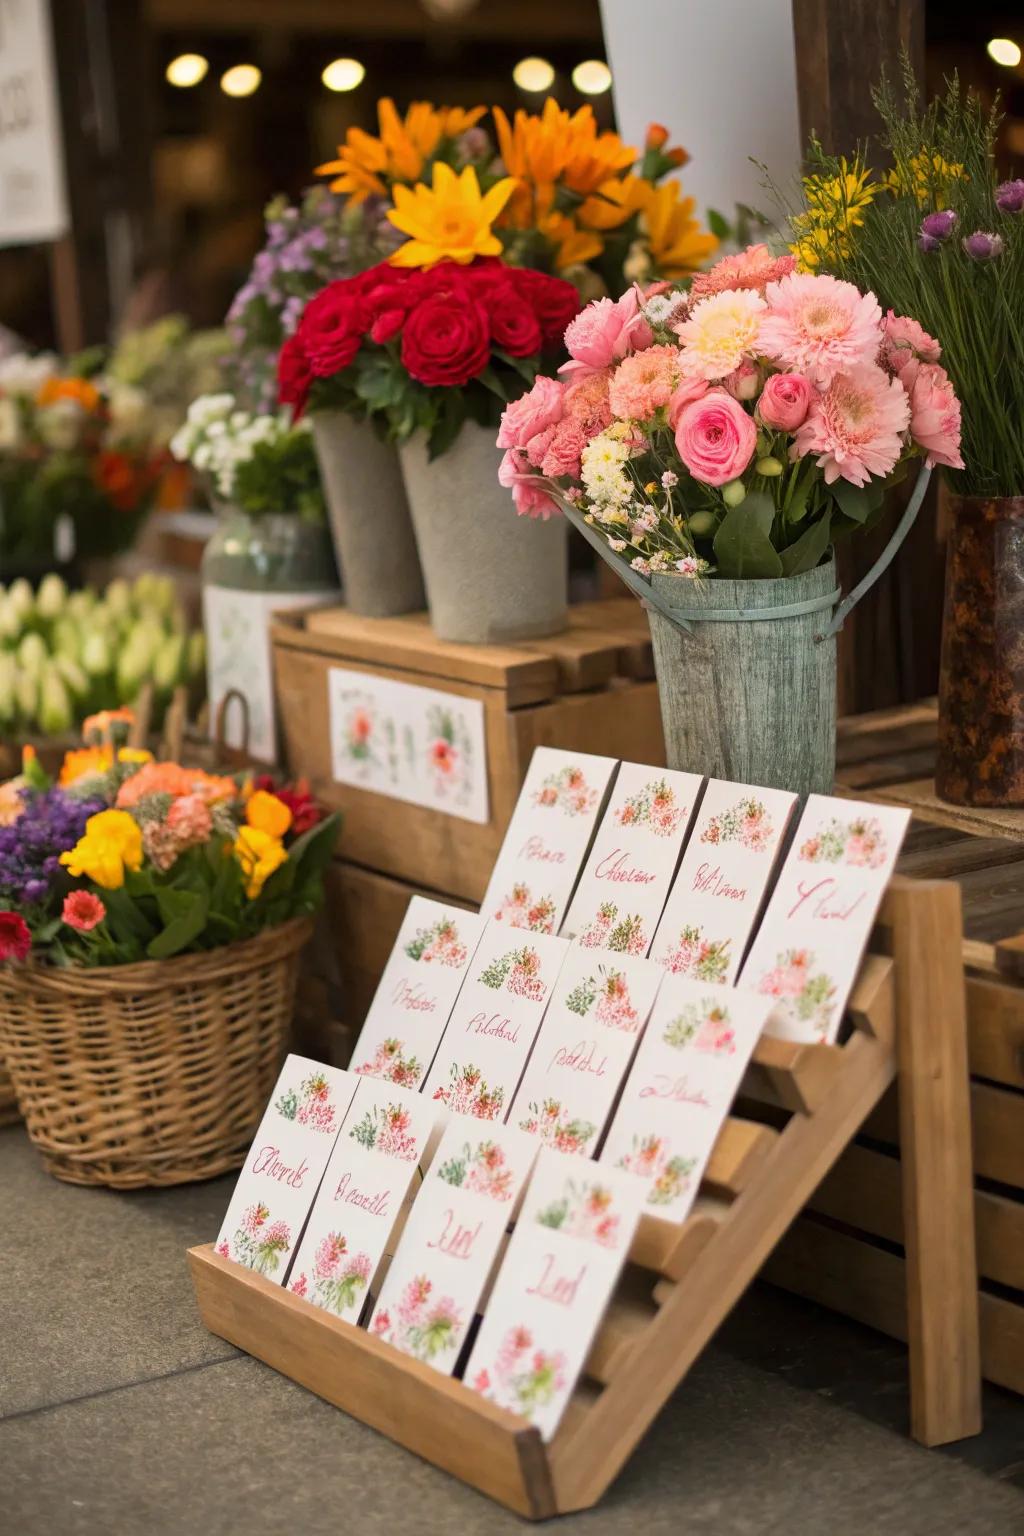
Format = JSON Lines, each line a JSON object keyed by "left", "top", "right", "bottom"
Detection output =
{"left": 887, "top": 875, "right": 982, "bottom": 1444}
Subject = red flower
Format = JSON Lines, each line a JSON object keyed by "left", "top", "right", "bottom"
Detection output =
{"left": 509, "top": 268, "right": 582, "bottom": 347}
{"left": 430, "top": 740, "right": 457, "bottom": 775}
{"left": 401, "top": 292, "right": 491, "bottom": 387}
{"left": 253, "top": 774, "right": 324, "bottom": 836}
{"left": 485, "top": 284, "right": 543, "bottom": 358}
{"left": 93, "top": 450, "right": 151, "bottom": 513}
{"left": 299, "top": 283, "right": 366, "bottom": 378}
{"left": 277, "top": 333, "right": 312, "bottom": 414}
{"left": 0, "top": 912, "right": 31, "bottom": 962}
{"left": 370, "top": 309, "right": 405, "bottom": 344}
{"left": 62, "top": 890, "right": 107, "bottom": 932}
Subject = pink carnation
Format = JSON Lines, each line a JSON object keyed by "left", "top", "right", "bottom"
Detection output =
{"left": 675, "top": 392, "right": 758, "bottom": 487}
{"left": 539, "top": 419, "right": 587, "bottom": 477}
{"left": 760, "top": 272, "right": 883, "bottom": 386}
{"left": 880, "top": 310, "right": 942, "bottom": 375}
{"left": 608, "top": 344, "right": 680, "bottom": 419}
{"left": 793, "top": 363, "right": 911, "bottom": 487}
{"left": 689, "top": 243, "right": 796, "bottom": 301}
{"left": 899, "top": 358, "right": 964, "bottom": 470}
{"left": 498, "top": 447, "right": 560, "bottom": 519}
{"left": 667, "top": 375, "right": 709, "bottom": 429}
{"left": 563, "top": 370, "right": 613, "bottom": 439}
{"left": 166, "top": 793, "right": 213, "bottom": 846}
{"left": 496, "top": 374, "right": 564, "bottom": 450}
{"left": 757, "top": 372, "right": 814, "bottom": 432}
{"left": 560, "top": 289, "right": 653, "bottom": 379}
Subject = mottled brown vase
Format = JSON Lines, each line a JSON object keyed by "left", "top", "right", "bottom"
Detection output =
{"left": 936, "top": 496, "right": 1024, "bottom": 805}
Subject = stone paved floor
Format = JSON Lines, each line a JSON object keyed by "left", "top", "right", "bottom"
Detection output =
{"left": 4, "top": 1124, "right": 1023, "bottom": 1535}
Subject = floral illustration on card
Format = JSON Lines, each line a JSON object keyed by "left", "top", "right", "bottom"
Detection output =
{"left": 518, "top": 1098, "right": 597, "bottom": 1156}
{"left": 403, "top": 915, "right": 469, "bottom": 967}
{"left": 353, "top": 1037, "right": 423, "bottom": 1089}
{"left": 565, "top": 964, "right": 640, "bottom": 1032}
{"left": 289, "top": 1232, "right": 372, "bottom": 1315}
{"left": 348, "top": 1100, "right": 419, "bottom": 1160}
{"left": 339, "top": 695, "right": 379, "bottom": 776}
{"left": 756, "top": 948, "right": 838, "bottom": 1038}
{"left": 220, "top": 1203, "right": 291, "bottom": 1276}
{"left": 657, "top": 924, "right": 731, "bottom": 983}
{"left": 533, "top": 763, "right": 598, "bottom": 816}
{"left": 432, "top": 1062, "right": 505, "bottom": 1119}
{"left": 615, "top": 776, "right": 686, "bottom": 837}
{"left": 535, "top": 1176, "right": 621, "bottom": 1247}
{"left": 493, "top": 882, "right": 557, "bottom": 934}
{"left": 577, "top": 901, "right": 647, "bottom": 955}
{"left": 701, "top": 796, "right": 775, "bottom": 852}
{"left": 472, "top": 1325, "right": 568, "bottom": 1418}
{"left": 663, "top": 1001, "right": 736, "bottom": 1056}
{"left": 437, "top": 1138, "right": 516, "bottom": 1200}
{"left": 372, "top": 1274, "right": 464, "bottom": 1364}
{"left": 274, "top": 1070, "right": 337, "bottom": 1133}
{"left": 426, "top": 704, "right": 474, "bottom": 806}
{"left": 479, "top": 944, "right": 547, "bottom": 1001}
{"left": 799, "top": 815, "right": 887, "bottom": 869}
{"left": 616, "top": 1135, "right": 696, "bottom": 1208}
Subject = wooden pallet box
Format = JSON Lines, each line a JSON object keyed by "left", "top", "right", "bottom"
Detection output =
{"left": 271, "top": 599, "right": 664, "bottom": 904}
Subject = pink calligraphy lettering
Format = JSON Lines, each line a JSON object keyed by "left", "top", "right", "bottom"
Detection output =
{"left": 391, "top": 978, "right": 437, "bottom": 1014}
{"left": 525, "top": 1251, "right": 587, "bottom": 1306}
{"left": 594, "top": 849, "right": 657, "bottom": 886}
{"left": 786, "top": 875, "right": 867, "bottom": 924}
{"left": 426, "top": 1207, "right": 482, "bottom": 1261}
{"left": 333, "top": 1169, "right": 391, "bottom": 1218}
{"left": 692, "top": 861, "right": 747, "bottom": 902}
{"left": 518, "top": 835, "right": 566, "bottom": 865}
{"left": 467, "top": 1011, "right": 521, "bottom": 1044}
{"left": 251, "top": 1145, "right": 309, "bottom": 1189}
{"left": 638, "top": 1075, "right": 712, "bottom": 1107}
{"left": 550, "top": 1038, "right": 608, "bottom": 1077}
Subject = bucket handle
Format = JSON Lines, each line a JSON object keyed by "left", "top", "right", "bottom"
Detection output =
{"left": 555, "top": 464, "right": 933, "bottom": 639}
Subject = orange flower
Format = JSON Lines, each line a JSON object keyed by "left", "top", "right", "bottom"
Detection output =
{"left": 493, "top": 100, "right": 636, "bottom": 204}
{"left": 83, "top": 707, "right": 136, "bottom": 744}
{"left": 93, "top": 450, "right": 151, "bottom": 513}
{"left": 36, "top": 376, "right": 102, "bottom": 412}
{"left": 317, "top": 98, "right": 486, "bottom": 201}
{"left": 116, "top": 760, "right": 238, "bottom": 808}
{"left": 637, "top": 180, "right": 719, "bottom": 278}
{"left": 60, "top": 746, "right": 113, "bottom": 785}
{"left": 246, "top": 788, "right": 293, "bottom": 839}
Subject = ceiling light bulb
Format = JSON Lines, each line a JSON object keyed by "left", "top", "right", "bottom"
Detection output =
{"left": 513, "top": 56, "right": 555, "bottom": 93}
{"left": 220, "top": 64, "right": 262, "bottom": 98}
{"left": 322, "top": 57, "right": 365, "bottom": 93}
{"left": 987, "top": 38, "right": 1021, "bottom": 67}
{"left": 572, "top": 59, "right": 612, "bottom": 96}
{"left": 166, "top": 53, "right": 208, "bottom": 88}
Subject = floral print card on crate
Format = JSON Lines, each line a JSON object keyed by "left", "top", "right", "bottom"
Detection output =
{"left": 349, "top": 897, "right": 486, "bottom": 1092}
{"left": 368, "top": 1119, "right": 538, "bottom": 1375}
{"left": 508, "top": 942, "right": 665, "bottom": 1159}
{"left": 464, "top": 1148, "right": 645, "bottom": 1441}
{"left": 738, "top": 795, "right": 911, "bottom": 1044}
{"left": 422, "top": 923, "right": 570, "bottom": 1128}
{"left": 479, "top": 746, "right": 619, "bottom": 936}
{"left": 560, "top": 763, "right": 703, "bottom": 957}
{"left": 651, "top": 779, "right": 798, "bottom": 986}
{"left": 214, "top": 1056, "right": 357, "bottom": 1283}
{"left": 599, "top": 980, "right": 773, "bottom": 1222}
{"left": 286, "top": 1077, "right": 437, "bottom": 1324}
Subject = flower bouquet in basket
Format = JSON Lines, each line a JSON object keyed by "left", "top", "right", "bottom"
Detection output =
{"left": 283, "top": 168, "right": 582, "bottom": 643}
{"left": 0, "top": 724, "right": 340, "bottom": 1188}
{"left": 496, "top": 251, "right": 962, "bottom": 794}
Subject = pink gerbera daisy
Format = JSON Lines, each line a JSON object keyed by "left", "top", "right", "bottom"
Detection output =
{"left": 794, "top": 363, "right": 910, "bottom": 487}
{"left": 689, "top": 242, "right": 796, "bottom": 301}
{"left": 759, "top": 272, "right": 883, "bottom": 386}
{"left": 608, "top": 344, "right": 681, "bottom": 419}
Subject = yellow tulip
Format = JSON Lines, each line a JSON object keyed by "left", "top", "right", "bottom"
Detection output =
{"left": 246, "top": 789, "right": 293, "bottom": 840}
{"left": 234, "top": 825, "right": 288, "bottom": 900}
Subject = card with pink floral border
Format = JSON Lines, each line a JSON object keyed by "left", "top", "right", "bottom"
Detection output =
{"left": 650, "top": 779, "right": 797, "bottom": 986}
{"left": 738, "top": 795, "right": 911, "bottom": 1044}
{"left": 479, "top": 747, "right": 619, "bottom": 935}
{"left": 560, "top": 763, "right": 702, "bottom": 956}
{"left": 349, "top": 897, "right": 486, "bottom": 1091}
{"left": 464, "top": 1149, "right": 644, "bottom": 1441}
{"left": 214, "top": 1055, "right": 357, "bottom": 1283}
{"left": 368, "top": 1119, "right": 538, "bottom": 1375}
{"left": 508, "top": 943, "right": 664, "bottom": 1158}
{"left": 286, "top": 1077, "right": 437, "bottom": 1323}
{"left": 422, "top": 924, "right": 570, "bottom": 1126}
{"left": 599, "top": 980, "right": 773, "bottom": 1221}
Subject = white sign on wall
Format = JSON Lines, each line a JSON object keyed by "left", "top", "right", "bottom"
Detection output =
{"left": 0, "top": 0, "right": 68, "bottom": 245}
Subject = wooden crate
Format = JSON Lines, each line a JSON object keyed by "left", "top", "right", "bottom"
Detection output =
{"left": 271, "top": 598, "right": 663, "bottom": 904}
{"left": 763, "top": 701, "right": 1024, "bottom": 1396}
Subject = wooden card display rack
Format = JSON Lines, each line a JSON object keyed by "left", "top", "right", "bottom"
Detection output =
{"left": 188, "top": 876, "right": 981, "bottom": 1517}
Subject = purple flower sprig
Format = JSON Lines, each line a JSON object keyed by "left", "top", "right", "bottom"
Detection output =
{"left": 996, "top": 179, "right": 1024, "bottom": 215}
{"left": 962, "top": 230, "right": 1004, "bottom": 261}
{"left": 0, "top": 789, "right": 104, "bottom": 910}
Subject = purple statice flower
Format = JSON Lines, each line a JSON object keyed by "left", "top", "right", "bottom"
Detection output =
{"left": 995, "top": 179, "right": 1024, "bottom": 214}
{"left": 921, "top": 208, "right": 958, "bottom": 242}
{"left": 962, "top": 229, "right": 1005, "bottom": 261}
{"left": 0, "top": 789, "right": 104, "bottom": 910}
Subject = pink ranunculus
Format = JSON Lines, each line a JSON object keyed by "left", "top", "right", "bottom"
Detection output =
{"left": 675, "top": 392, "right": 758, "bottom": 487}
{"left": 757, "top": 372, "right": 814, "bottom": 432}
{"left": 723, "top": 359, "right": 761, "bottom": 401}
{"left": 560, "top": 289, "right": 653, "bottom": 379}
{"left": 498, "top": 447, "right": 560, "bottom": 519}
{"left": 496, "top": 374, "right": 565, "bottom": 450}
{"left": 667, "top": 375, "right": 709, "bottom": 430}
{"left": 899, "top": 358, "right": 965, "bottom": 470}
{"left": 880, "top": 310, "right": 941, "bottom": 375}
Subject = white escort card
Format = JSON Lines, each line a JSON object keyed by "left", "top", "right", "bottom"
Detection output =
{"left": 599, "top": 980, "right": 774, "bottom": 1222}
{"left": 422, "top": 924, "right": 570, "bottom": 1124}
{"left": 349, "top": 897, "right": 486, "bottom": 1090}
{"left": 480, "top": 746, "right": 619, "bottom": 934}
{"left": 739, "top": 795, "right": 911, "bottom": 1044}
{"left": 465, "top": 1149, "right": 644, "bottom": 1440}
{"left": 286, "top": 1078, "right": 436, "bottom": 1322}
{"left": 651, "top": 779, "right": 798, "bottom": 985}
{"left": 214, "top": 1056, "right": 357, "bottom": 1282}
{"left": 509, "top": 944, "right": 664, "bottom": 1158}
{"left": 560, "top": 763, "right": 702, "bottom": 955}
{"left": 368, "top": 1119, "right": 538, "bottom": 1374}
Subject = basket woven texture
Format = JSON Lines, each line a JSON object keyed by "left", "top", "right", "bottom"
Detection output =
{"left": 0, "top": 916, "right": 312, "bottom": 1188}
{"left": 0, "top": 1061, "right": 19, "bottom": 1127}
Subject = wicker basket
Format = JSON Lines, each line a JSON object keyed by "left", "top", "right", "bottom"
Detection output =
{"left": 0, "top": 1061, "right": 19, "bottom": 1127}
{"left": 0, "top": 916, "right": 313, "bottom": 1188}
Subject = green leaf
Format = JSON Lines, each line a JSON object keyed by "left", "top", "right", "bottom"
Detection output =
{"left": 427, "top": 394, "right": 467, "bottom": 460}
{"left": 475, "top": 365, "right": 510, "bottom": 401}
{"left": 707, "top": 207, "right": 731, "bottom": 240}
{"left": 830, "top": 481, "right": 873, "bottom": 524}
{"left": 147, "top": 890, "right": 209, "bottom": 961}
{"left": 712, "top": 492, "right": 784, "bottom": 578}
{"left": 100, "top": 886, "right": 157, "bottom": 943}
{"left": 780, "top": 511, "right": 832, "bottom": 576}
{"left": 493, "top": 348, "right": 538, "bottom": 385}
